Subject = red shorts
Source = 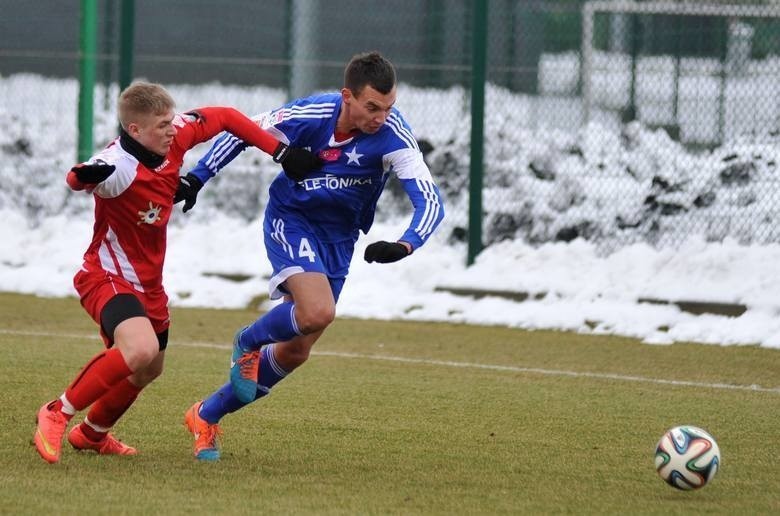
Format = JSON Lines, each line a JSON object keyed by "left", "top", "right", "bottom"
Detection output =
{"left": 74, "top": 269, "right": 170, "bottom": 346}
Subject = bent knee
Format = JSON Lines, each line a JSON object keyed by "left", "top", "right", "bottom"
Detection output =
{"left": 113, "top": 317, "right": 160, "bottom": 369}
{"left": 116, "top": 336, "right": 159, "bottom": 370}
{"left": 296, "top": 305, "right": 335, "bottom": 334}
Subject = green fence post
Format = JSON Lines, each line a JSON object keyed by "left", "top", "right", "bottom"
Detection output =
{"left": 467, "top": 0, "right": 487, "bottom": 266}
{"left": 101, "top": 0, "right": 115, "bottom": 111}
{"left": 78, "top": 0, "right": 97, "bottom": 163}
{"left": 119, "top": 0, "right": 135, "bottom": 93}
{"left": 425, "top": 0, "right": 444, "bottom": 88}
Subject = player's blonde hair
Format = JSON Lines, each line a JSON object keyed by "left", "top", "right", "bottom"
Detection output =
{"left": 118, "top": 81, "right": 175, "bottom": 129}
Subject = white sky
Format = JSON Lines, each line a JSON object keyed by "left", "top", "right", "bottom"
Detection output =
{"left": 1, "top": 75, "right": 779, "bottom": 349}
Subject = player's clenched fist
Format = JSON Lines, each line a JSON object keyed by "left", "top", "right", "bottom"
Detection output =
{"left": 173, "top": 173, "right": 204, "bottom": 213}
{"left": 71, "top": 162, "right": 116, "bottom": 184}
{"left": 364, "top": 241, "right": 411, "bottom": 263}
{"left": 272, "top": 142, "right": 323, "bottom": 181}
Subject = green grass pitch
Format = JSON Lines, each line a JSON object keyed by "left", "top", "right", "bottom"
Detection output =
{"left": 1, "top": 293, "right": 779, "bottom": 514}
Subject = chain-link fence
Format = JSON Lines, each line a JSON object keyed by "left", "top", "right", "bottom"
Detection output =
{"left": 494, "top": 1, "right": 780, "bottom": 251}
{"left": 2, "top": 0, "right": 780, "bottom": 258}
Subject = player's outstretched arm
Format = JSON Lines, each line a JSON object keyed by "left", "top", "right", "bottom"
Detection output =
{"left": 66, "top": 162, "right": 116, "bottom": 191}
{"left": 174, "top": 107, "right": 321, "bottom": 213}
{"left": 186, "top": 107, "right": 279, "bottom": 155}
{"left": 189, "top": 107, "right": 322, "bottom": 178}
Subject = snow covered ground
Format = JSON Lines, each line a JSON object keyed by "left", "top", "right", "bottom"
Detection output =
{"left": 2, "top": 74, "right": 779, "bottom": 349}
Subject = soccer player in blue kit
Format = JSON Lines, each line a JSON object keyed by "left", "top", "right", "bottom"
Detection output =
{"left": 175, "top": 51, "right": 444, "bottom": 460}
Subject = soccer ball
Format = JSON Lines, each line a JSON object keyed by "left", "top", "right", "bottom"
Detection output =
{"left": 655, "top": 425, "right": 720, "bottom": 490}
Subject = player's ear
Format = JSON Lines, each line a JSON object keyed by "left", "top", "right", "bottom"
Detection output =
{"left": 341, "top": 87, "right": 353, "bottom": 104}
{"left": 125, "top": 121, "right": 141, "bottom": 138}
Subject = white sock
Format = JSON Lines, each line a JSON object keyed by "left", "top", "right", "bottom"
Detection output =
{"left": 59, "top": 394, "right": 76, "bottom": 416}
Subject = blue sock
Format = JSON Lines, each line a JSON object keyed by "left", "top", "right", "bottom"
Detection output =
{"left": 258, "top": 343, "right": 288, "bottom": 391}
{"left": 199, "top": 345, "right": 291, "bottom": 423}
{"left": 238, "top": 302, "right": 302, "bottom": 351}
{"left": 199, "top": 382, "right": 249, "bottom": 424}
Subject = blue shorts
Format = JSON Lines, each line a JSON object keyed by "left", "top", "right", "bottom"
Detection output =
{"left": 263, "top": 213, "right": 354, "bottom": 302}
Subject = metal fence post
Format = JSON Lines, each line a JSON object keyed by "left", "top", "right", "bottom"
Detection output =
{"left": 78, "top": 0, "right": 97, "bottom": 163}
{"left": 467, "top": 0, "right": 487, "bottom": 266}
{"left": 119, "top": 0, "right": 135, "bottom": 93}
{"left": 289, "top": 0, "right": 319, "bottom": 99}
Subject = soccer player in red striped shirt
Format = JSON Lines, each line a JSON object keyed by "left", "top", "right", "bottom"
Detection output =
{"left": 33, "top": 81, "right": 320, "bottom": 463}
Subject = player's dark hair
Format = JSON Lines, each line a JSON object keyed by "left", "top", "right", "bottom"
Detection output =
{"left": 344, "top": 51, "right": 396, "bottom": 97}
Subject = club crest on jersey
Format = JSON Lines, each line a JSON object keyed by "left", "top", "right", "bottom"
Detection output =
{"left": 137, "top": 201, "right": 162, "bottom": 225}
{"left": 318, "top": 148, "right": 342, "bottom": 162}
{"left": 269, "top": 109, "right": 285, "bottom": 126}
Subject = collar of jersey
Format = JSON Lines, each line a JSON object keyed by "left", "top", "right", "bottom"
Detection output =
{"left": 328, "top": 133, "right": 356, "bottom": 148}
{"left": 119, "top": 129, "right": 166, "bottom": 169}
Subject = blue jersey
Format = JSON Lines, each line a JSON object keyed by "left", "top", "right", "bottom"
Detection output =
{"left": 189, "top": 92, "right": 444, "bottom": 249}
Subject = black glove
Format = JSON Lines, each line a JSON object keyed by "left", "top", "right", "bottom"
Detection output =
{"left": 364, "top": 241, "right": 411, "bottom": 264}
{"left": 173, "top": 173, "right": 203, "bottom": 213}
{"left": 71, "top": 162, "right": 116, "bottom": 184}
{"left": 273, "top": 142, "right": 322, "bottom": 181}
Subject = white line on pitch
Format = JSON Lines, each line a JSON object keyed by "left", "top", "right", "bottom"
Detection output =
{"left": 3, "top": 328, "right": 779, "bottom": 394}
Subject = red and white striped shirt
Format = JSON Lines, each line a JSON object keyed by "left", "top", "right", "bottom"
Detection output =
{"left": 68, "top": 107, "right": 279, "bottom": 293}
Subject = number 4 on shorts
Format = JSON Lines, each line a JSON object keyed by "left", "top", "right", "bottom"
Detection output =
{"left": 298, "top": 238, "right": 315, "bottom": 262}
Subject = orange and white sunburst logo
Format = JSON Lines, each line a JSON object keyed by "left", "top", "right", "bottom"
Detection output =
{"left": 137, "top": 202, "right": 162, "bottom": 225}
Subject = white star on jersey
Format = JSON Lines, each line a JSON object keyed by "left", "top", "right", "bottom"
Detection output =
{"left": 345, "top": 145, "right": 364, "bottom": 166}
